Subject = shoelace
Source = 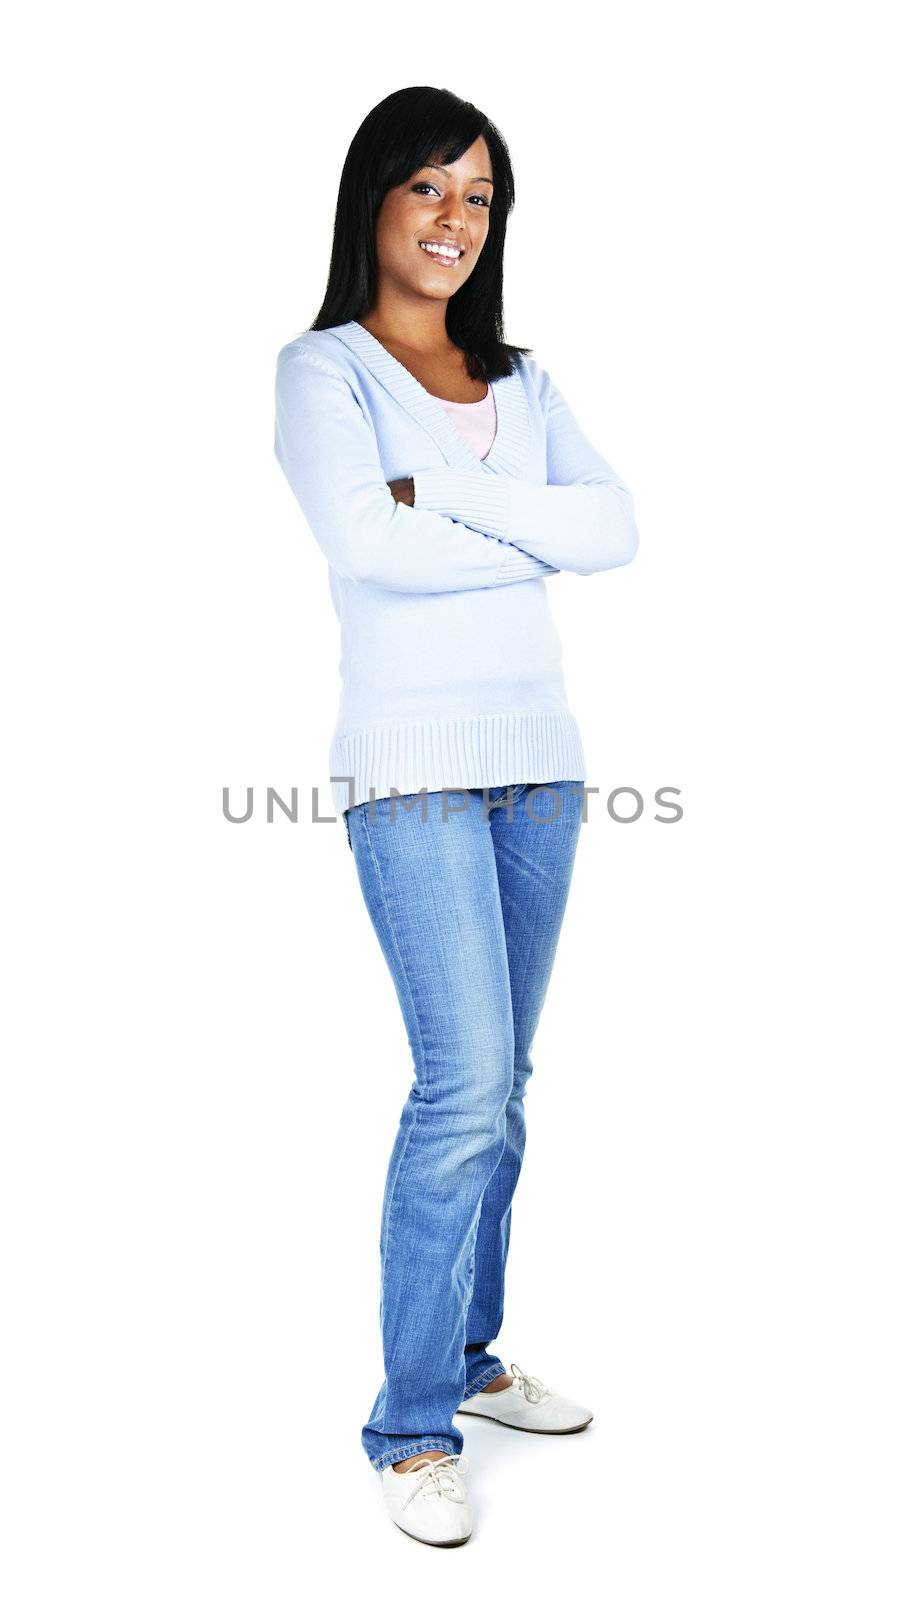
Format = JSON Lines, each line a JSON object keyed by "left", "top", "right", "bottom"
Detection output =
{"left": 509, "top": 1361, "right": 550, "bottom": 1403}
{"left": 398, "top": 1452, "right": 470, "bottom": 1508}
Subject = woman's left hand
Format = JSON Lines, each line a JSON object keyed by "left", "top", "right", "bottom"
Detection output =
{"left": 387, "top": 477, "right": 415, "bottom": 506}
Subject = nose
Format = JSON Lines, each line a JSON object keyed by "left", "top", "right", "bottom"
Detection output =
{"left": 436, "top": 204, "right": 465, "bottom": 232}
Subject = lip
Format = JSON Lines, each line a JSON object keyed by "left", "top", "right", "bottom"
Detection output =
{"left": 417, "top": 238, "right": 465, "bottom": 261}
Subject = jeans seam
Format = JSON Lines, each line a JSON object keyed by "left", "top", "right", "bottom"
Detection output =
{"left": 462, "top": 1195, "right": 484, "bottom": 1319}
{"left": 462, "top": 1360, "right": 507, "bottom": 1399}
{"left": 356, "top": 803, "right": 428, "bottom": 1322}
{"left": 371, "top": 1438, "right": 461, "bottom": 1471}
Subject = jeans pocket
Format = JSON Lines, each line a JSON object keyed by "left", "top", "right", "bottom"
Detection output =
{"left": 343, "top": 811, "right": 353, "bottom": 852}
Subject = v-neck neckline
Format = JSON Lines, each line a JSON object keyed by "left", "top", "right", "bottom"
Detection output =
{"left": 324, "top": 318, "right": 532, "bottom": 478}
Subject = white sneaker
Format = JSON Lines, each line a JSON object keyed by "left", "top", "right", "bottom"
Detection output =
{"left": 379, "top": 1451, "right": 473, "bottom": 1546}
{"left": 456, "top": 1362, "right": 593, "bottom": 1433}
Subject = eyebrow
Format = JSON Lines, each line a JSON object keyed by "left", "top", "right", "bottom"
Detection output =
{"left": 422, "top": 163, "right": 494, "bottom": 186}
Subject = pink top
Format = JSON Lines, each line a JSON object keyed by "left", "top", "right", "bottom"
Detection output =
{"left": 431, "top": 385, "right": 497, "bottom": 460}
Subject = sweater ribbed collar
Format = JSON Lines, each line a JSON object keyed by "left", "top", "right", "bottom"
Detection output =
{"left": 325, "top": 319, "right": 532, "bottom": 478}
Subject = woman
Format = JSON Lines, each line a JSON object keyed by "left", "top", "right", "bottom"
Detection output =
{"left": 274, "top": 85, "right": 638, "bottom": 1546}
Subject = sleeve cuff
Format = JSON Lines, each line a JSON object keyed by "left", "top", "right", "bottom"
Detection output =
{"left": 412, "top": 466, "right": 510, "bottom": 539}
{"left": 493, "top": 546, "right": 559, "bottom": 584}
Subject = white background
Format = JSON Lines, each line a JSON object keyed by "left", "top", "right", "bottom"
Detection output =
{"left": 3, "top": 2, "right": 896, "bottom": 1594}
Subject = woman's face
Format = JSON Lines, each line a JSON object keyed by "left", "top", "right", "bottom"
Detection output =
{"left": 373, "top": 135, "right": 493, "bottom": 306}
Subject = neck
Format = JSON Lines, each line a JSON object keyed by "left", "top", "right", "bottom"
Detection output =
{"left": 358, "top": 285, "right": 453, "bottom": 355}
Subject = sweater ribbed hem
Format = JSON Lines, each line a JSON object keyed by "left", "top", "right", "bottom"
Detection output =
{"left": 329, "top": 710, "right": 586, "bottom": 817}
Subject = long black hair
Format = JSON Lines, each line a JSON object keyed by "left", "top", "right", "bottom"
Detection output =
{"left": 309, "top": 86, "right": 532, "bottom": 381}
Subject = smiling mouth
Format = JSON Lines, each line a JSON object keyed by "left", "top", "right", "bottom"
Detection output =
{"left": 418, "top": 240, "right": 464, "bottom": 264}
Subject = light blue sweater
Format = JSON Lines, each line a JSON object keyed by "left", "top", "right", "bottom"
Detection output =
{"left": 274, "top": 319, "right": 638, "bottom": 816}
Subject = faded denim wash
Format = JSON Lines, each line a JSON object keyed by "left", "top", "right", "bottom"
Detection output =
{"left": 344, "top": 780, "right": 584, "bottom": 1470}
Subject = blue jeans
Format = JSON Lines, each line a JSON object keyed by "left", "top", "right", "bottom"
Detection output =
{"left": 343, "top": 780, "right": 585, "bottom": 1471}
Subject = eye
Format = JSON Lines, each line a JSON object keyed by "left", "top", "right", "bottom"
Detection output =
{"left": 410, "top": 181, "right": 490, "bottom": 208}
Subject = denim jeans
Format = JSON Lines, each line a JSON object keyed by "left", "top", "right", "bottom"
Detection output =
{"left": 343, "top": 780, "right": 585, "bottom": 1471}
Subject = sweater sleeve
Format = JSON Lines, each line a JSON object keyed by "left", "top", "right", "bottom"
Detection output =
{"left": 274, "top": 346, "right": 559, "bottom": 593}
{"left": 411, "top": 360, "right": 639, "bottom": 576}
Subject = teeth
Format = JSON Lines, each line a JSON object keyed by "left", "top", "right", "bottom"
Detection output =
{"left": 419, "top": 242, "right": 461, "bottom": 258}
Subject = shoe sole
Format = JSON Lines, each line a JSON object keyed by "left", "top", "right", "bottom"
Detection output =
{"left": 454, "top": 1408, "right": 593, "bottom": 1434}
{"left": 392, "top": 1519, "right": 472, "bottom": 1547}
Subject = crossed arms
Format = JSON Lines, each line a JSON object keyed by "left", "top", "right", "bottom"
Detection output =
{"left": 274, "top": 345, "right": 638, "bottom": 595}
